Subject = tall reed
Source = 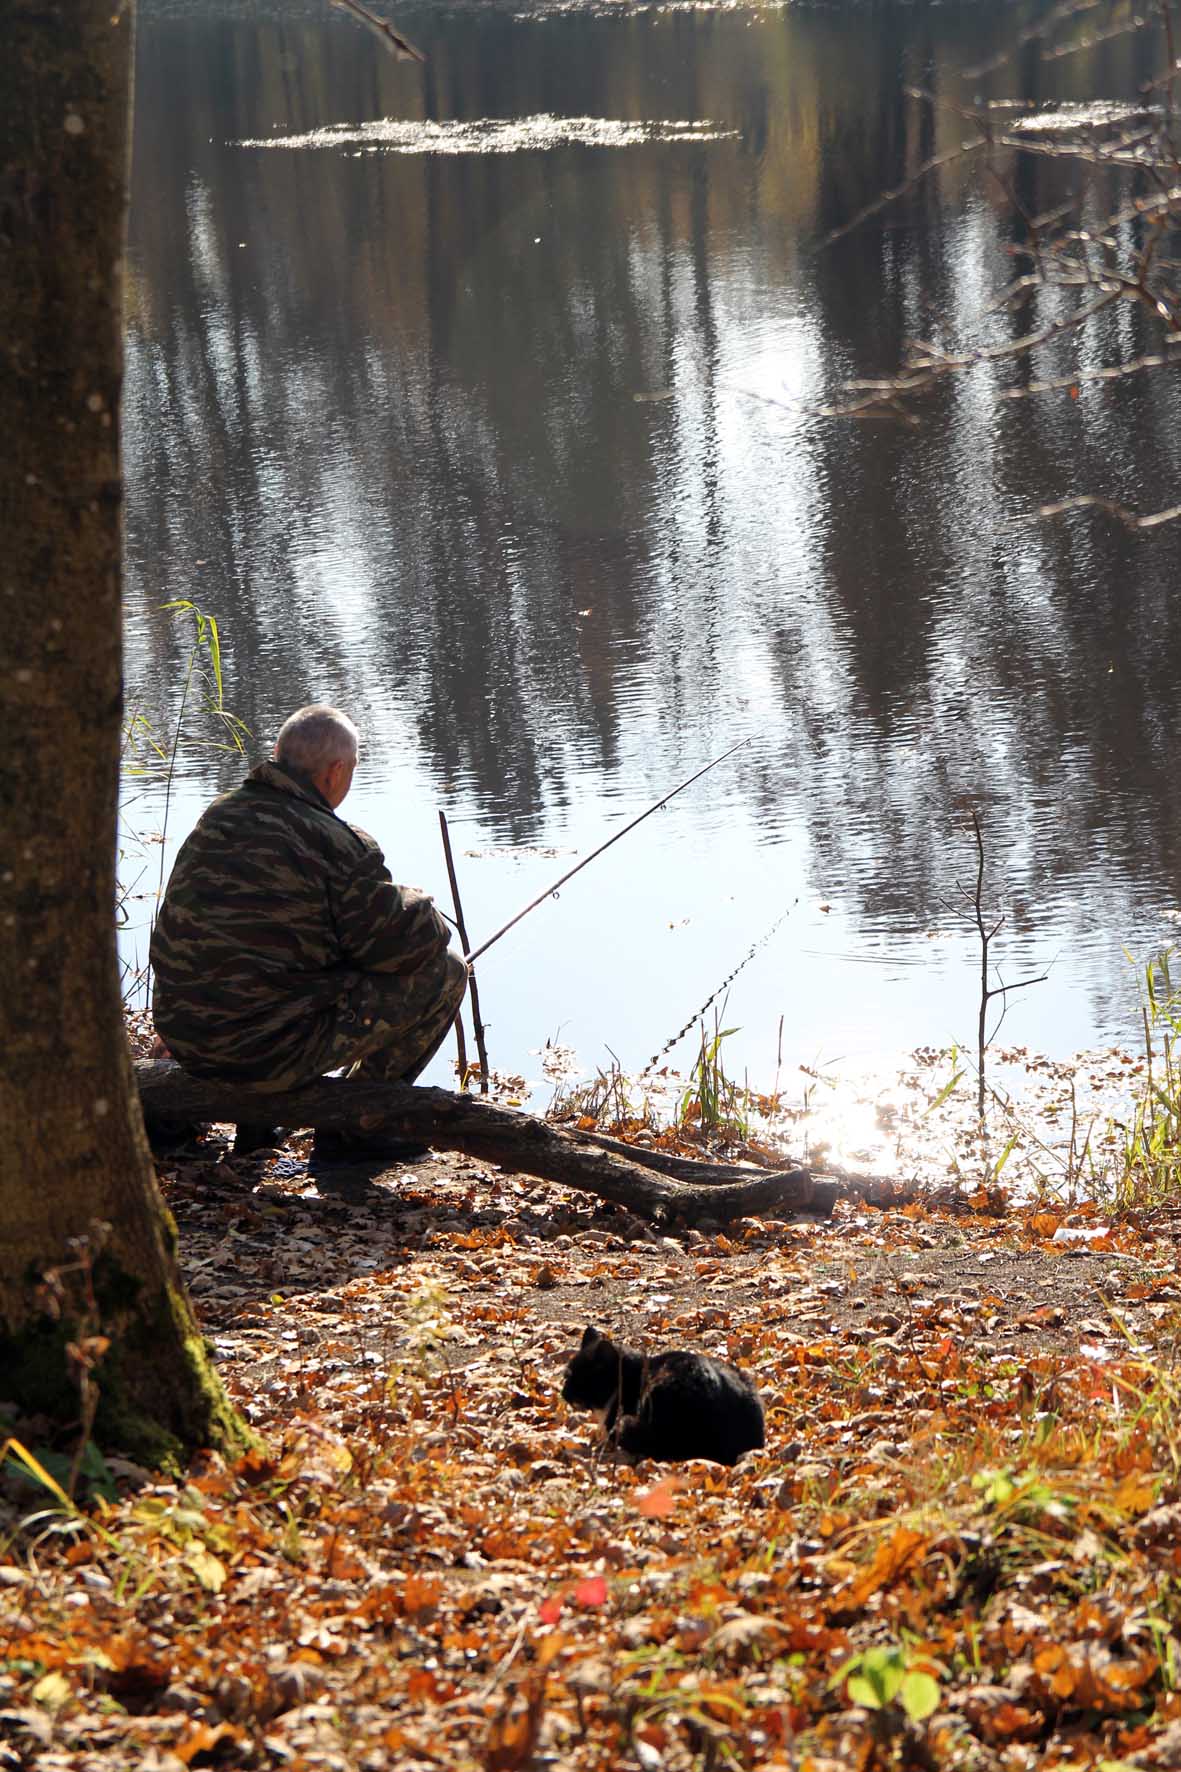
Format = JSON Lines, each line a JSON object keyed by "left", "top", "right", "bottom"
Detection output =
{"left": 1116, "top": 949, "right": 1181, "bottom": 1208}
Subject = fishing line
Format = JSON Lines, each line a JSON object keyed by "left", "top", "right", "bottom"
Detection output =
{"left": 641, "top": 897, "right": 799, "bottom": 1077}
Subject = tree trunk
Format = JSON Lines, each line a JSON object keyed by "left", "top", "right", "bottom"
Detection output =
{"left": 136, "top": 1063, "right": 849, "bottom": 1223}
{"left": 0, "top": 0, "right": 245, "bottom": 1464}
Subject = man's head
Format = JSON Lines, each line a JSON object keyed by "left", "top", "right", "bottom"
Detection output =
{"left": 274, "top": 705, "right": 359, "bottom": 809}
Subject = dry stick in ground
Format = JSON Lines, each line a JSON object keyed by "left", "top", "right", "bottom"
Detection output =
{"left": 957, "top": 809, "right": 1049, "bottom": 1125}
{"left": 134, "top": 1060, "right": 941, "bottom": 1222}
{"left": 451, "top": 999, "right": 469, "bottom": 1087}
{"left": 439, "top": 809, "right": 489, "bottom": 1094}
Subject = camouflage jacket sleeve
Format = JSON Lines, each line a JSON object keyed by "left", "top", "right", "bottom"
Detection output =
{"left": 331, "top": 829, "right": 453, "bottom": 976}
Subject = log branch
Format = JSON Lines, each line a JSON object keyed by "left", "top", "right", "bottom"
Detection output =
{"left": 572, "top": 1126, "right": 967, "bottom": 1212}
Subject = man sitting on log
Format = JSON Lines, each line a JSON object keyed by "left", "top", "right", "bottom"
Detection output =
{"left": 150, "top": 704, "right": 467, "bottom": 1159}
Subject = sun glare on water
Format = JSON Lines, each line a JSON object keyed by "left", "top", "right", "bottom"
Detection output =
{"left": 235, "top": 116, "right": 740, "bottom": 155}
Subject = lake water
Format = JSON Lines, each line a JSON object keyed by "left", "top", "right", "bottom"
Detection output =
{"left": 122, "top": 0, "right": 1181, "bottom": 1102}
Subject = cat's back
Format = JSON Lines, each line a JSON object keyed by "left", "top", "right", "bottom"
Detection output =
{"left": 645, "top": 1349, "right": 765, "bottom": 1464}
{"left": 648, "top": 1349, "right": 753, "bottom": 1393}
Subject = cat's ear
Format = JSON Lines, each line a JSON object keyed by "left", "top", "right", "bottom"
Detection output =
{"left": 580, "top": 1326, "right": 601, "bottom": 1349}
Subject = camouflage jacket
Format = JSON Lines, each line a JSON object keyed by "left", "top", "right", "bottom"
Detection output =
{"left": 150, "top": 760, "right": 451, "bottom": 1085}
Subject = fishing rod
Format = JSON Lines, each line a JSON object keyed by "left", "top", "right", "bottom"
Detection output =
{"left": 463, "top": 737, "right": 751, "bottom": 967}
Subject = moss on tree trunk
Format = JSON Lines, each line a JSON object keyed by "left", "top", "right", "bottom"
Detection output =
{"left": 0, "top": 0, "right": 248, "bottom": 1465}
{"left": 1, "top": 1279, "right": 244, "bottom": 1471}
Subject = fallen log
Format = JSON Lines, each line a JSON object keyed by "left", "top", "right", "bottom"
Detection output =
{"left": 135, "top": 1061, "right": 833, "bottom": 1226}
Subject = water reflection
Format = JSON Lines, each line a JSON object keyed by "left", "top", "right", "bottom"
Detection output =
{"left": 236, "top": 115, "right": 740, "bottom": 150}
{"left": 123, "top": 0, "right": 1181, "bottom": 1087}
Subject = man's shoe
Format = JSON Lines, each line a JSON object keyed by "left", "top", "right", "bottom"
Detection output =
{"left": 233, "top": 1122, "right": 288, "bottom": 1156}
{"left": 310, "top": 1127, "right": 431, "bottom": 1167}
{"left": 144, "top": 1116, "right": 208, "bottom": 1157}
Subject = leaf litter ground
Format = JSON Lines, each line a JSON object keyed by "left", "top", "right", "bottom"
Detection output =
{"left": 6, "top": 1052, "right": 1181, "bottom": 1772}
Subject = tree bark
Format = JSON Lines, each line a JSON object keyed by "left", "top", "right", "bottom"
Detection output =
{"left": 135, "top": 1062, "right": 842, "bottom": 1223}
{"left": 0, "top": 0, "right": 245, "bottom": 1463}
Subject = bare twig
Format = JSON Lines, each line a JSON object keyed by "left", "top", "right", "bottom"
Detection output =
{"left": 818, "top": 135, "right": 990, "bottom": 249}
{"left": 1042, "top": 14, "right": 1157, "bottom": 61}
{"left": 963, "top": 0, "right": 1104, "bottom": 82}
{"left": 329, "top": 0, "right": 424, "bottom": 63}
{"left": 804, "top": 287, "right": 1123, "bottom": 422}
{"left": 1160, "top": 0, "right": 1179, "bottom": 127}
{"left": 798, "top": 38, "right": 1181, "bottom": 460}
{"left": 1001, "top": 340, "right": 1181, "bottom": 399}
{"left": 1023, "top": 0, "right": 1105, "bottom": 44}
{"left": 1033, "top": 492, "right": 1181, "bottom": 529}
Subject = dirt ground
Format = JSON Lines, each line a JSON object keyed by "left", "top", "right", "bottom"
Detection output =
{"left": 167, "top": 1130, "right": 1181, "bottom": 1423}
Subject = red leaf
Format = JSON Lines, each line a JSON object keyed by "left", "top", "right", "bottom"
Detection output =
{"left": 574, "top": 1575, "right": 608, "bottom": 1608}
{"left": 636, "top": 1477, "right": 680, "bottom": 1519}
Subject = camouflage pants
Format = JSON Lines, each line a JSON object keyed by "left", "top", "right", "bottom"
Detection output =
{"left": 323, "top": 950, "right": 468, "bottom": 1085}
{"left": 159, "top": 952, "right": 468, "bottom": 1098}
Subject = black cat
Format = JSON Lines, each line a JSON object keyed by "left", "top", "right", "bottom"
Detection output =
{"left": 561, "top": 1325, "right": 765, "bottom": 1466}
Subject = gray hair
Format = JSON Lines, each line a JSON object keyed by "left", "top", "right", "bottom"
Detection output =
{"left": 274, "top": 705, "right": 360, "bottom": 776}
